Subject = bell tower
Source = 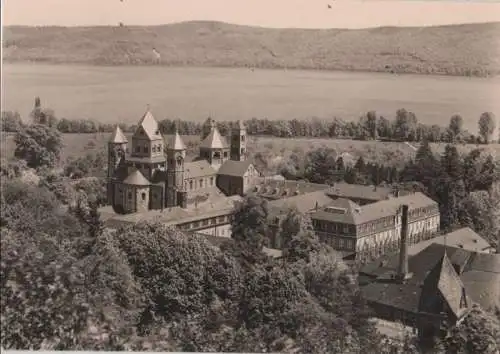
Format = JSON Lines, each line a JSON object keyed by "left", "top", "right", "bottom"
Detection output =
{"left": 230, "top": 120, "right": 247, "bottom": 161}
{"left": 166, "top": 129, "right": 186, "bottom": 208}
{"left": 107, "top": 125, "right": 128, "bottom": 204}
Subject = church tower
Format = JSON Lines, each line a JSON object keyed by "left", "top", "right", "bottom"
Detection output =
{"left": 107, "top": 125, "right": 128, "bottom": 204}
{"left": 165, "top": 129, "right": 186, "bottom": 208}
{"left": 230, "top": 120, "right": 247, "bottom": 161}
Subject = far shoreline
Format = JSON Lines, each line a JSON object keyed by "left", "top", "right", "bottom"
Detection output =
{"left": 3, "top": 60, "right": 499, "bottom": 80}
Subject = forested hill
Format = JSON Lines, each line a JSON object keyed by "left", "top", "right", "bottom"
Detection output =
{"left": 3, "top": 21, "right": 500, "bottom": 77}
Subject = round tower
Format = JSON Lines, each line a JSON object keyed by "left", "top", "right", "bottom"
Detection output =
{"left": 230, "top": 119, "right": 247, "bottom": 161}
{"left": 166, "top": 130, "right": 186, "bottom": 208}
{"left": 107, "top": 125, "right": 128, "bottom": 206}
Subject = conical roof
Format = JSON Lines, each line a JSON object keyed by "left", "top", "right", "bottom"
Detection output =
{"left": 109, "top": 125, "right": 128, "bottom": 143}
{"left": 167, "top": 130, "right": 186, "bottom": 151}
{"left": 123, "top": 169, "right": 150, "bottom": 186}
{"left": 200, "top": 128, "right": 228, "bottom": 149}
{"left": 133, "top": 110, "right": 162, "bottom": 140}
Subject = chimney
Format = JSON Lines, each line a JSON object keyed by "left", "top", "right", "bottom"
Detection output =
{"left": 397, "top": 204, "right": 412, "bottom": 283}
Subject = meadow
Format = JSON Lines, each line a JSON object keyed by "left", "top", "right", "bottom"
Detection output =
{"left": 2, "top": 132, "right": 498, "bottom": 174}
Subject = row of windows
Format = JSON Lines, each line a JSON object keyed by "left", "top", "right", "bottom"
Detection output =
{"left": 408, "top": 205, "right": 438, "bottom": 219}
{"left": 134, "top": 144, "right": 163, "bottom": 154}
{"left": 134, "top": 162, "right": 165, "bottom": 169}
{"left": 178, "top": 215, "right": 230, "bottom": 230}
{"left": 185, "top": 177, "right": 215, "bottom": 190}
{"left": 312, "top": 220, "right": 354, "bottom": 234}
{"left": 358, "top": 217, "right": 394, "bottom": 234}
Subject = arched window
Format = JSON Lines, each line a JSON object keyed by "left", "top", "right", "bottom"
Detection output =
{"left": 189, "top": 180, "right": 193, "bottom": 190}
{"left": 141, "top": 192, "right": 146, "bottom": 201}
{"left": 177, "top": 157, "right": 183, "bottom": 167}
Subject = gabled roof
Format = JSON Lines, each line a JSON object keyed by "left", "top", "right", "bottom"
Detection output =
{"left": 408, "top": 227, "right": 494, "bottom": 256}
{"left": 123, "top": 169, "right": 150, "bottom": 186}
{"left": 311, "top": 192, "right": 437, "bottom": 225}
{"left": 184, "top": 160, "right": 217, "bottom": 179}
{"left": 309, "top": 198, "right": 362, "bottom": 224}
{"left": 217, "top": 160, "right": 253, "bottom": 177}
{"left": 199, "top": 128, "right": 229, "bottom": 149}
{"left": 361, "top": 243, "right": 500, "bottom": 312}
{"left": 419, "top": 251, "right": 468, "bottom": 319}
{"left": 109, "top": 125, "right": 128, "bottom": 143}
{"left": 133, "top": 110, "right": 162, "bottom": 140}
{"left": 267, "top": 190, "right": 336, "bottom": 217}
{"left": 166, "top": 131, "right": 186, "bottom": 151}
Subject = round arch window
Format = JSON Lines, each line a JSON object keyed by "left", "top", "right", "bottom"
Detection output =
{"left": 141, "top": 192, "right": 146, "bottom": 201}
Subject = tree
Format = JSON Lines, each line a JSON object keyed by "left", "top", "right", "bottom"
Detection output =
{"left": 1, "top": 111, "right": 23, "bottom": 132}
{"left": 478, "top": 112, "right": 496, "bottom": 144}
{"left": 284, "top": 231, "right": 325, "bottom": 263}
{"left": 394, "top": 109, "right": 418, "bottom": 141}
{"left": 448, "top": 114, "right": 464, "bottom": 140}
{"left": 445, "top": 306, "right": 500, "bottom": 353}
{"left": 278, "top": 207, "right": 313, "bottom": 247}
{"left": 304, "top": 147, "right": 339, "bottom": 184}
{"left": 14, "top": 124, "right": 63, "bottom": 169}
{"left": 360, "top": 111, "right": 378, "bottom": 140}
{"left": 229, "top": 196, "right": 270, "bottom": 265}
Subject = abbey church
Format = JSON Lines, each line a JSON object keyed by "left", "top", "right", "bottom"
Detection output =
{"left": 107, "top": 109, "right": 260, "bottom": 214}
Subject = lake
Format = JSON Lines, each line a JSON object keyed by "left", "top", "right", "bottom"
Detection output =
{"left": 3, "top": 63, "right": 499, "bottom": 133}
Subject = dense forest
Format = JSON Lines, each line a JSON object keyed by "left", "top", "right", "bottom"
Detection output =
{"left": 1, "top": 103, "right": 500, "bottom": 351}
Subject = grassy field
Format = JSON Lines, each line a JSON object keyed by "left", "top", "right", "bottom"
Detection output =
{"left": 4, "top": 21, "right": 500, "bottom": 77}
{"left": 2, "top": 133, "right": 498, "bottom": 173}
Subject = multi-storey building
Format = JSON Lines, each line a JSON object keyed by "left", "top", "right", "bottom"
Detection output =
{"left": 309, "top": 192, "right": 440, "bottom": 259}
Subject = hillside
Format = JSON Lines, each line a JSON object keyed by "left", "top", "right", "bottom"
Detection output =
{"left": 4, "top": 21, "right": 500, "bottom": 77}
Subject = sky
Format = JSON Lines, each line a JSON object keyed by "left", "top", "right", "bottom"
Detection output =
{"left": 3, "top": 0, "right": 500, "bottom": 29}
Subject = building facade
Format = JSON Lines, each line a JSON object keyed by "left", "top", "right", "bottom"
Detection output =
{"left": 309, "top": 192, "right": 440, "bottom": 260}
{"left": 107, "top": 110, "right": 260, "bottom": 214}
